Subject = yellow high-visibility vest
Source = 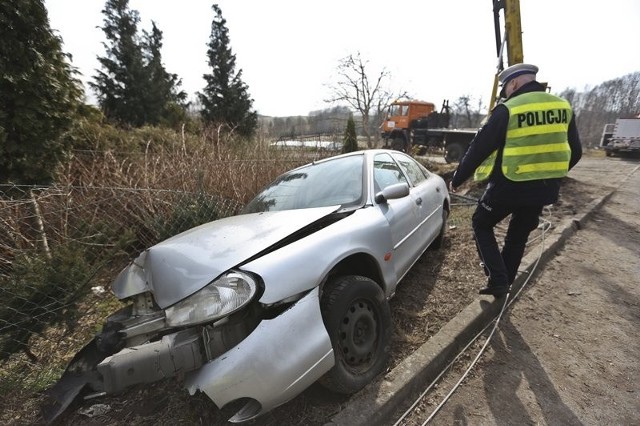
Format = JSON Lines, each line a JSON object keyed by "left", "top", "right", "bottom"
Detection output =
{"left": 474, "top": 92, "right": 572, "bottom": 182}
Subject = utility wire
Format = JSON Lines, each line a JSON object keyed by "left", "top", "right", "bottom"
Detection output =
{"left": 393, "top": 212, "right": 551, "bottom": 426}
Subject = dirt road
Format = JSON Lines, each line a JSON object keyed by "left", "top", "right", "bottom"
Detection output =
{"left": 405, "top": 157, "right": 640, "bottom": 425}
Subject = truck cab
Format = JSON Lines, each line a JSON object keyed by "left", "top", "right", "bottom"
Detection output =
{"left": 381, "top": 100, "right": 436, "bottom": 136}
{"left": 380, "top": 100, "right": 476, "bottom": 163}
{"left": 381, "top": 100, "right": 439, "bottom": 152}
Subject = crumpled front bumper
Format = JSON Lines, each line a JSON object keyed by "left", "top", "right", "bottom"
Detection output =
{"left": 97, "top": 287, "right": 334, "bottom": 423}
{"left": 98, "top": 328, "right": 203, "bottom": 393}
{"left": 186, "top": 286, "right": 334, "bottom": 422}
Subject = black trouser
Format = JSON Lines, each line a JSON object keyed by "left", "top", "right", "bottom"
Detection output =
{"left": 471, "top": 200, "right": 543, "bottom": 287}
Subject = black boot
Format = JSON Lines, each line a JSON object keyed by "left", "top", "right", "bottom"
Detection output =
{"left": 479, "top": 284, "right": 509, "bottom": 298}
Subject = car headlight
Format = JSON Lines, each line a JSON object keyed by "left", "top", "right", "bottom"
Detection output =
{"left": 165, "top": 270, "right": 257, "bottom": 327}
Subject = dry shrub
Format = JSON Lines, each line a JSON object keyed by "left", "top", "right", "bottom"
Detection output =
{"left": 0, "top": 126, "right": 336, "bottom": 411}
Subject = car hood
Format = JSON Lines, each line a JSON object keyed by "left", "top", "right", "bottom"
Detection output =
{"left": 112, "top": 206, "right": 340, "bottom": 308}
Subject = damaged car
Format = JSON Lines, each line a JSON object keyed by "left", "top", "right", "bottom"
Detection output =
{"left": 42, "top": 149, "right": 450, "bottom": 423}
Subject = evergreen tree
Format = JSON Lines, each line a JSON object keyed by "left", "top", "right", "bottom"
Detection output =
{"left": 92, "top": 0, "right": 185, "bottom": 127}
{"left": 91, "top": 0, "right": 146, "bottom": 126}
{"left": 198, "top": 4, "right": 257, "bottom": 137}
{"left": 0, "top": 0, "right": 83, "bottom": 184}
{"left": 142, "top": 22, "right": 188, "bottom": 126}
{"left": 342, "top": 115, "right": 358, "bottom": 153}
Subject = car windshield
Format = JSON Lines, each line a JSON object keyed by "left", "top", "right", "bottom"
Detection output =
{"left": 243, "top": 155, "right": 365, "bottom": 213}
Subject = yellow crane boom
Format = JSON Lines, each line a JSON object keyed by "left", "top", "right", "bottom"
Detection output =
{"left": 489, "top": 0, "right": 524, "bottom": 110}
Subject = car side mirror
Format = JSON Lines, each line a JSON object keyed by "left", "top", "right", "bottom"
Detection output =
{"left": 375, "top": 182, "right": 410, "bottom": 204}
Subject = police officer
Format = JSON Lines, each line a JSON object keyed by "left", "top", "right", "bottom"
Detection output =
{"left": 449, "top": 63, "right": 582, "bottom": 298}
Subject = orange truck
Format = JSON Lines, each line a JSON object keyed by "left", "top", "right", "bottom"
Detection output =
{"left": 380, "top": 99, "right": 477, "bottom": 163}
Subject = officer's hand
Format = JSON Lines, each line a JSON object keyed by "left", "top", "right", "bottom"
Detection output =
{"left": 448, "top": 181, "right": 457, "bottom": 193}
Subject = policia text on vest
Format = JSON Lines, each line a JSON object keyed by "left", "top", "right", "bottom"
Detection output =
{"left": 516, "top": 108, "right": 568, "bottom": 127}
{"left": 474, "top": 92, "right": 572, "bottom": 182}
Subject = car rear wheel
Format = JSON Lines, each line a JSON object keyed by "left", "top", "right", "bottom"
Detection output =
{"left": 319, "top": 275, "right": 391, "bottom": 394}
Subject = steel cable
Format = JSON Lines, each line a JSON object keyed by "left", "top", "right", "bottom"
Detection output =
{"left": 393, "top": 206, "right": 552, "bottom": 426}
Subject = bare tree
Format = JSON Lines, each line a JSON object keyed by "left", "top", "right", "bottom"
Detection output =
{"left": 562, "top": 71, "right": 640, "bottom": 148}
{"left": 452, "top": 95, "right": 487, "bottom": 128}
{"left": 452, "top": 95, "right": 472, "bottom": 128}
{"left": 325, "top": 52, "right": 403, "bottom": 148}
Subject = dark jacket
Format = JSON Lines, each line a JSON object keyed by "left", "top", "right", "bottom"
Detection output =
{"left": 451, "top": 81, "right": 582, "bottom": 206}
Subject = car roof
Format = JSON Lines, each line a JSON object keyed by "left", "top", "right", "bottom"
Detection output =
{"left": 307, "top": 149, "right": 406, "bottom": 166}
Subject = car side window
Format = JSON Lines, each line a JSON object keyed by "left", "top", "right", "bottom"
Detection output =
{"left": 391, "top": 153, "right": 429, "bottom": 186}
{"left": 374, "top": 153, "right": 407, "bottom": 192}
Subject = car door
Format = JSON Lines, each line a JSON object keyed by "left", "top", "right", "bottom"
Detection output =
{"left": 373, "top": 152, "right": 423, "bottom": 280}
{"left": 391, "top": 152, "right": 443, "bottom": 250}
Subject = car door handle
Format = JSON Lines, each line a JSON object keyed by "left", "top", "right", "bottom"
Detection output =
{"left": 415, "top": 197, "right": 422, "bottom": 205}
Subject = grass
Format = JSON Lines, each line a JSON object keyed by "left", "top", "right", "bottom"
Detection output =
{"left": 0, "top": 127, "right": 338, "bottom": 418}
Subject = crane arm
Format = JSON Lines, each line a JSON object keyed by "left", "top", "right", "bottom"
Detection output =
{"left": 489, "top": 0, "right": 524, "bottom": 110}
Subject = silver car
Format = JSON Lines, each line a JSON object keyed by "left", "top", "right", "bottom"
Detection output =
{"left": 43, "top": 149, "right": 450, "bottom": 423}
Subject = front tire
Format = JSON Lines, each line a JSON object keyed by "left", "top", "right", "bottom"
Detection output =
{"left": 445, "top": 141, "right": 465, "bottom": 163}
{"left": 320, "top": 275, "right": 391, "bottom": 394}
{"left": 391, "top": 136, "right": 407, "bottom": 152}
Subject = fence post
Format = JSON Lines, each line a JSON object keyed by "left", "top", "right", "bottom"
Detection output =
{"left": 29, "top": 189, "right": 51, "bottom": 260}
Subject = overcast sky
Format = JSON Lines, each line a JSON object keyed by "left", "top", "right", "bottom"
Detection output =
{"left": 44, "top": 0, "right": 640, "bottom": 117}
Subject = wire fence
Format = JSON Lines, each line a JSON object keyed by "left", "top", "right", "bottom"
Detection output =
{"left": 0, "top": 182, "right": 244, "bottom": 397}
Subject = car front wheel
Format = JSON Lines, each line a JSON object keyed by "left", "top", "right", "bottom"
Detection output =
{"left": 319, "top": 275, "right": 391, "bottom": 394}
